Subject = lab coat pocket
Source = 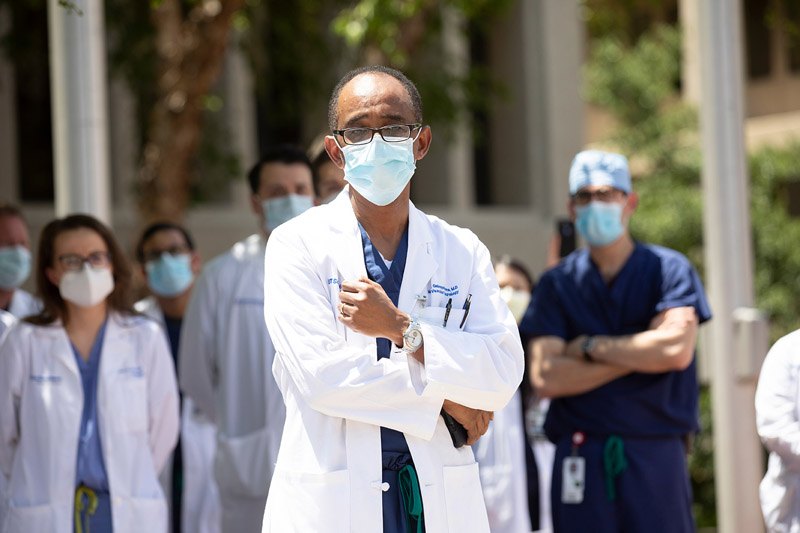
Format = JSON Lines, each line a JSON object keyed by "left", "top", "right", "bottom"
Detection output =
{"left": 442, "top": 462, "right": 490, "bottom": 532}
{"left": 112, "top": 496, "right": 167, "bottom": 533}
{"left": 418, "top": 307, "right": 466, "bottom": 332}
{"left": 267, "top": 469, "right": 350, "bottom": 532}
{"left": 214, "top": 427, "right": 271, "bottom": 498}
{"left": 116, "top": 377, "right": 148, "bottom": 433}
{"left": 4, "top": 501, "right": 58, "bottom": 533}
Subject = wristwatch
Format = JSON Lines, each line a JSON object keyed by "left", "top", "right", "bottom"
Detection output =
{"left": 402, "top": 319, "right": 424, "bottom": 354}
{"left": 581, "top": 336, "right": 595, "bottom": 362}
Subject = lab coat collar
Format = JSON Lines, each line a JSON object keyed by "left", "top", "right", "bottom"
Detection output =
{"left": 329, "top": 188, "right": 438, "bottom": 315}
{"left": 45, "top": 311, "right": 135, "bottom": 381}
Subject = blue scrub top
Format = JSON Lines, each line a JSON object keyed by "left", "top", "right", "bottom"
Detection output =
{"left": 72, "top": 318, "right": 110, "bottom": 491}
{"left": 359, "top": 222, "right": 410, "bottom": 454}
{"left": 519, "top": 243, "right": 712, "bottom": 442}
{"left": 163, "top": 315, "right": 182, "bottom": 365}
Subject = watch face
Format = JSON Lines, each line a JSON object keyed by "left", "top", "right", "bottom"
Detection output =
{"left": 406, "top": 328, "right": 423, "bottom": 349}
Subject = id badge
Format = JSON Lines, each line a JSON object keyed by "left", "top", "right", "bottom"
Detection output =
{"left": 561, "top": 456, "right": 586, "bottom": 504}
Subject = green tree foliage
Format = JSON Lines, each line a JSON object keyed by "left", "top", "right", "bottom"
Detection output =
{"left": 584, "top": 25, "right": 705, "bottom": 268}
{"left": 329, "top": 0, "right": 515, "bottom": 139}
{"left": 750, "top": 146, "right": 800, "bottom": 339}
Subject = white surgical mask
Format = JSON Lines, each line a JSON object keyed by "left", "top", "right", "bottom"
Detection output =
{"left": 59, "top": 264, "right": 114, "bottom": 308}
{"left": 262, "top": 194, "right": 314, "bottom": 234}
{"left": 500, "top": 285, "right": 531, "bottom": 324}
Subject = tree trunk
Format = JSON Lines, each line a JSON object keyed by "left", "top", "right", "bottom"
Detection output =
{"left": 137, "top": 0, "right": 245, "bottom": 224}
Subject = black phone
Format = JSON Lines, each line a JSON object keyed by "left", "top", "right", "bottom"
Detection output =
{"left": 557, "top": 218, "right": 576, "bottom": 258}
{"left": 441, "top": 410, "right": 468, "bottom": 448}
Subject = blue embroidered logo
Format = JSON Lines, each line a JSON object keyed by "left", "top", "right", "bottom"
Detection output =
{"left": 118, "top": 366, "right": 144, "bottom": 378}
{"left": 30, "top": 375, "right": 62, "bottom": 383}
{"left": 234, "top": 297, "right": 264, "bottom": 306}
{"left": 428, "top": 284, "right": 459, "bottom": 297}
{"left": 328, "top": 277, "right": 341, "bottom": 289}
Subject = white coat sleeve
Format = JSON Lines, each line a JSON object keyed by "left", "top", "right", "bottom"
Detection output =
{"left": 756, "top": 334, "right": 800, "bottom": 471}
{"left": 264, "top": 229, "right": 444, "bottom": 441}
{"left": 409, "top": 237, "right": 525, "bottom": 411}
{"left": 146, "top": 325, "right": 180, "bottom": 474}
{"left": 179, "top": 267, "right": 218, "bottom": 423}
{"left": 0, "top": 325, "right": 24, "bottom": 478}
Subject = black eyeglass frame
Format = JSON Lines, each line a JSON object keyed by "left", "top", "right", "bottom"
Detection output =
{"left": 332, "top": 123, "right": 423, "bottom": 146}
{"left": 141, "top": 244, "right": 192, "bottom": 265}
{"left": 57, "top": 251, "right": 112, "bottom": 271}
{"left": 571, "top": 187, "right": 628, "bottom": 206}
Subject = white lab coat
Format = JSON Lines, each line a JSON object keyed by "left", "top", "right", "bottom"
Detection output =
{"left": 0, "top": 310, "right": 16, "bottom": 528}
{"left": 7, "top": 289, "right": 40, "bottom": 319}
{"left": 0, "top": 311, "right": 14, "bottom": 338}
{"left": 473, "top": 389, "right": 532, "bottom": 533}
{"left": 529, "top": 398, "right": 555, "bottom": 533}
{"left": 136, "top": 297, "right": 221, "bottom": 533}
{"left": 0, "top": 312, "right": 179, "bottom": 533}
{"left": 261, "top": 189, "right": 525, "bottom": 533}
{"left": 179, "top": 235, "right": 285, "bottom": 532}
{"left": 756, "top": 330, "right": 800, "bottom": 533}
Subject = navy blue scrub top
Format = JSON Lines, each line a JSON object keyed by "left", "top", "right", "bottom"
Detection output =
{"left": 519, "top": 242, "right": 712, "bottom": 442}
{"left": 72, "top": 318, "right": 111, "bottom": 491}
{"left": 163, "top": 315, "right": 182, "bottom": 366}
{"left": 359, "top": 222, "right": 411, "bottom": 453}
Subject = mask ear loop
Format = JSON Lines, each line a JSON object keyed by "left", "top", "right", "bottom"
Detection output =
{"left": 328, "top": 135, "right": 349, "bottom": 168}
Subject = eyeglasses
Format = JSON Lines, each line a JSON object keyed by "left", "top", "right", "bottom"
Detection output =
{"left": 571, "top": 187, "right": 627, "bottom": 206}
{"left": 57, "top": 251, "right": 112, "bottom": 271}
{"left": 142, "top": 245, "right": 191, "bottom": 264}
{"left": 332, "top": 123, "right": 422, "bottom": 146}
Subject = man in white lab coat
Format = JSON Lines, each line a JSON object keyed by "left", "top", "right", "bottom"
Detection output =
{"left": 135, "top": 222, "right": 220, "bottom": 533}
{"left": 0, "top": 204, "right": 40, "bottom": 318}
{"left": 179, "top": 145, "right": 315, "bottom": 532}
{"left": 262, "top": 66, "right": 525, "bottom": 533}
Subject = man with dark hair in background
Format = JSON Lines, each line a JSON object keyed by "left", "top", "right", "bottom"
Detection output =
{"left": 310, "top": 146, "right": 347, "bottom": 204}
{"left": 179, "top": 145, "right": 315, "bottom": 532}
{"left": 135, "top": 221, "right": 220, "bottom": 533}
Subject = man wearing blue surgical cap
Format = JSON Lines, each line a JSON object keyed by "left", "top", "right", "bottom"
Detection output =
{"left": 519, "top": 150, "right": 712, "bottom": 532}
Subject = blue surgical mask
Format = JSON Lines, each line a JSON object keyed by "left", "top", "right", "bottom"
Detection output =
{"left": 146, "top": 253, "right": 194, "bottom": 297}
{"left": 262, "top": 194, "right": 314, "bottom": 234}
{"left": 0, "top": 245, "right": 31, "bottom": 290}
{"left": 575, "top": 201, "right": 625, "bottom": 247}
{"left": 338, "top": 137, "right": 416, "bottom": 206}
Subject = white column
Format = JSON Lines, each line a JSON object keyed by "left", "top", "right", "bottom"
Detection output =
{"left": 697, "top": 1, "right": 765, "bottom": 532}
{"left": 223, "top": 38, "right": 259, "bottom": 206}
{"left": 47, "top": 0, "right": 111, "bottom": 223}
{"left": 441, "top": 6, "right": 474, "bottom": 213}
{"left": 679, "top": 0, "right": 701, "bottom": 105}
{"left": 521, "top": 0, "right": 584, "bottom": 218}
